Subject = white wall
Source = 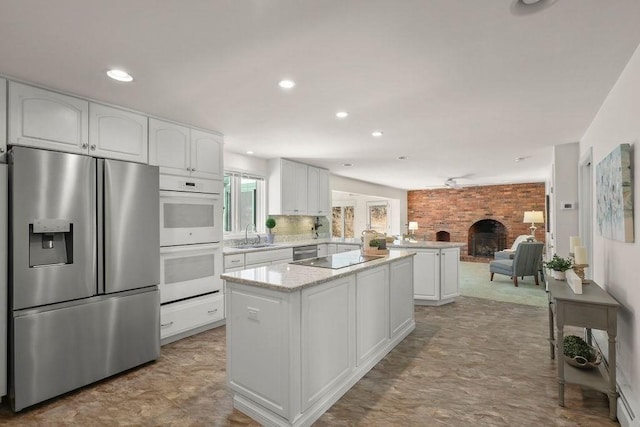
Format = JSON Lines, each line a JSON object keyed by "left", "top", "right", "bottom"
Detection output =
{"left": 552, "top": 142, "right": 580, "bottom": 257}
{"left": 330, "top": 175, "right": 408, "bottom": 236}
{"left": 224, "top": 150, "right": 268, "bottom": 176}
{"left": 581, "top": 41, "right": 640, "bottom": 420}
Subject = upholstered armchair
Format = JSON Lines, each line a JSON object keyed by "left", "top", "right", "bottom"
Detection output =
{"left": 494, "top": 234, "right": 533, "bottom": 260}
{"left": 489, "top": 241, "right": 544, "bottom": 287}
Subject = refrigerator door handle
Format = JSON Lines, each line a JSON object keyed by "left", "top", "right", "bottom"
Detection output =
{"left": 97, "top": 159, "right": 105, "bottom": 295}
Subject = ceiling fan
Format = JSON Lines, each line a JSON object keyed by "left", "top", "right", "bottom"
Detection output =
{"left": 444, "top": 174, "right": 474, "bottom": 188}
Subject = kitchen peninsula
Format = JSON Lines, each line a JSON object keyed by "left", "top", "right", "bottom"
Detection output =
{"left": 389, "top": 241, "right": 466, "bottom": 305}
{"left": 221, "top": 250, "right": 415, "bottom": 427}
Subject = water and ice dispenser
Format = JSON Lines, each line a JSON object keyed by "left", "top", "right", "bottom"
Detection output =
{"left": 28, "top": 219, "right": 73, "bottom": 267}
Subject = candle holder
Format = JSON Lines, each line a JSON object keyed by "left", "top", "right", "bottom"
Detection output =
{"left": 572, "top": 264, "right": 589, "bottom": 284}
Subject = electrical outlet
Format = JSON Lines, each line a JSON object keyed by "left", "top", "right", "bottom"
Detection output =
{"left": 247, "top": 307, "right": 259, "bottom": 321}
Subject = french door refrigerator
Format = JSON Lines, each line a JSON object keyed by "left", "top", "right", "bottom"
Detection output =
{"left": 9, "top": 146, "right": 160, "bottom": 411}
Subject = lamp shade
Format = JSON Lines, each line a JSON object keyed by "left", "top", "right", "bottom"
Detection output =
{"left": 523, "top": 211, "right": 544, "bottom": 224}
{"left": 408, "top": 221, "right": 419, "bottom": 231}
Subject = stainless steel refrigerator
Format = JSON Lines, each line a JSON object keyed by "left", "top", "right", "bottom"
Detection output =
{"left": 9, "top": 146, "right": 161, "bottom": 411}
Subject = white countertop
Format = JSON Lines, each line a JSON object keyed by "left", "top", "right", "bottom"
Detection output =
{"left": 221, "top": 249, "right": 415, "bottom": 292}
{"left": 223, "top": 237, "right": 361, "bottom": 254}
{"left": 388, "top": 240, "right": 466, "bottom": 249}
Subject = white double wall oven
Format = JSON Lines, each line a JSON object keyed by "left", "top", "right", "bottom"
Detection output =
{"left": 159, "top": 175, "right": 223, "bottom": 304}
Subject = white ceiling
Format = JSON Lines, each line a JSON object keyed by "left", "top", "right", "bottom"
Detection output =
{"left": 2, "top": 0, "right": 640, "bottom": 190}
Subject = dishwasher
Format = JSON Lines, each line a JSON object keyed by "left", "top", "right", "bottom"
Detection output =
{"left": 293, "top": 245, "right": 318, "bottom": 261}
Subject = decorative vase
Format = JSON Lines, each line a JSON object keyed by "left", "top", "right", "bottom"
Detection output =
{"left": 551, "top": 270, "right": 566, "bottom": 281}
{"left": 266, "top": 232, "right": 274, "bottom": 244}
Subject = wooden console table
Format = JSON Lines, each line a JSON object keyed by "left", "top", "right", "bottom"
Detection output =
{"left": 547, "top": 277, "right": 620, "bottom": 420}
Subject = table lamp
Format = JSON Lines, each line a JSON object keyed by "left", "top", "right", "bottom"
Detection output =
{"left": 408, "top": 221, "right": 418, "bottom": 238}
{"left": 523, "top": 211, "right": 544, "bottom": 238}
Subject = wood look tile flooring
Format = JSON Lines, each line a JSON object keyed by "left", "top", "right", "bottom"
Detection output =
{"left": 0, "top": 297, "right": 616, "bottom": 426}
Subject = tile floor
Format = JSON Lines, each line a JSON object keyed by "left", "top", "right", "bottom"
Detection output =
{"left": 0, "top": 296, "right": 616, "bottom": 426}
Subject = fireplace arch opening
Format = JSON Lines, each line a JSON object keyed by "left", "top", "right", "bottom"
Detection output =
{"left": 436, "top": 231, "right": 450, "bottom": 242}
{"left": 468, "top": 220, "right": 507, "bottom": 257}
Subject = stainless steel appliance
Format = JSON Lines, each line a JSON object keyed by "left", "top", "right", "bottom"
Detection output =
{"left": 8, "top": 146, "right": 161, "bottom": 411}
{"left": 292, "top": 244, "right": 318, "bottom": 261}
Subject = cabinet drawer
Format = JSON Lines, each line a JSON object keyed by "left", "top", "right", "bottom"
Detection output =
{"left": 160, "top": 293, "right": 224, "bottom": 340}
{"left": 245, "top": 248, "right": 293, "bottom": 265}
{"left": 224, "top": 254, "right": 245, "bottom": 269}
{"left": 336, "top": 244, "right": 360, "bottom": 253}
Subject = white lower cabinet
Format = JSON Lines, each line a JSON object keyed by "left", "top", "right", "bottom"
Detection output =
{"left": 336, "top": 243, "right": 360, "bottom": 253}
{"left": 316, "top": 244, "right": 328, "bottom": 257}
{"left": 301, "top": 276, "right": 355, "bottom": 411}
{"left": 413, "top": 247, "right": 459, "bottom": 305}
{"left": 389, "top": 257, "right": 414, "bottom": 337}
{"left": 160, "top": 293, "right": 224, "bottom": 344}
{"left": 225, "top": 256, "right": 415, "bottom": 426}
{"left": 356, "top": 266, "right": 389, "bottom": 365}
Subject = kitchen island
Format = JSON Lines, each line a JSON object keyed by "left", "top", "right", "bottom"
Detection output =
{"left": 221, "top": 250, "right": 415, "bottom": 427}
{"left": 388, "top": 241, "right": 466, "bottom": 305}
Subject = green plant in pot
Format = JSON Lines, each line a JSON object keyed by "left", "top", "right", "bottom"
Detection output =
{"left": 369, "top": 239, "right": 381, "bottom": 248}
{"left": 543, "top": 254, "right": 573, "bottom": 280}
{"left": 563, "top": 335, "right": 600, "bottom": 369}
{"left": 265, "top": 218, "right": 276, "bottom": 243}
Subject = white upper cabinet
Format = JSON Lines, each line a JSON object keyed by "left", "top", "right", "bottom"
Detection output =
{"left": 307, "top": 166, "right": 330, "bottom": 216}
{"left": 8, "top": 81, "right": 89, "bottom": 154}
{"left": 149, "top": 118, "right": 190, "bottom": 175}
{"left": 89, "top": 103, "right": 148, "bottom": 163}
{"left": 269, "top": 159, "right": 330, "bottom": 216}
{"left": 281, "top": 159, "right": 308, "bottom": 214}
{"left": 149, "top": 119, "right": 223, "bottom": 180}
{"left": 0, "top": 78, "right": 6, "bottom": 162}
{"left": 190, "top": 129, "right": 223, "bottom": 180}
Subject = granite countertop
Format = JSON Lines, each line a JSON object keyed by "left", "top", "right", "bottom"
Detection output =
{"left": 223, "top": 237, "right": 361, "bottom": 254}
{"left": 221, "top": 249, "right": 415, "bottom": 292}
{"left": 388, "top": 240, "right": 467, "bottom": 249}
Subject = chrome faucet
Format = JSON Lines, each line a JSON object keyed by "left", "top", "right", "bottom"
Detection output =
{"left": 244, "top": 223, "right": 255, "bottom": 244}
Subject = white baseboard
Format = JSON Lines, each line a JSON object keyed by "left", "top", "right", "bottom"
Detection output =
{"left": 592, "top": 330, "right": 638, "bottom": 426}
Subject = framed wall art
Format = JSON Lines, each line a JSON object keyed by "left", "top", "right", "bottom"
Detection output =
{"left": 596, "top": 143, "right": 634, "bottom": 242}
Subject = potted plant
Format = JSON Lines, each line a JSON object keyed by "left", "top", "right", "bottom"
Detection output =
{"left": 543, "top": 254, "right": 573, "bottom": 280}
{"left": 563, "top": 335, "right": 601, "bottom": 369}
{"left": 265, "top": 218, "right": 276, "bottom": 243}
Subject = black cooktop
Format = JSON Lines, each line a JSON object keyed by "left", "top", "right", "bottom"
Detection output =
{"left": 293, "top": 251, "right": 383, "bottom": 269}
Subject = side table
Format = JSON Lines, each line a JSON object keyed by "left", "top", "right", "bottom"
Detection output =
{"left": 547, "top": 277, "right": 620, "bottom": 420}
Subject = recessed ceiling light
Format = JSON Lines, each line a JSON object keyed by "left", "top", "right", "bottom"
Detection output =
{"left": 372, "top": 131, "right": 383, "bottom": 137}
{"left": 397, "top": 156, "right": 408, "bottom": 160}
{"left": 246, "top": 151, "right": 254, "bottom": 155}
{"left": 342, "top": 163, "right": 353, "bottom": 167}
{"left": 336, "top": 111, "right": 349, "bottom": 119}
{"left": 515, "top": 156, "right": 530, "bottom": 162}
{"left": 106, "top": 69, "right": 133, "bottom": 82}
{"left": 278, "top": 79, "right": 295, "bottom": 89}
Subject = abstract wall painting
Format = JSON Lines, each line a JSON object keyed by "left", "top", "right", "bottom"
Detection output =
{"left": 596, "top": 143, "right": 634, "bottom": 242}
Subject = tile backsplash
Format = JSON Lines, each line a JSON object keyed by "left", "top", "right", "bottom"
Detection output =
{"left": 224, "top": 215, "right": 330, "bottom": 246}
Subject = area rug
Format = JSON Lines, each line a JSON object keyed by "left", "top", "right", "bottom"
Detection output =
{"left": 459, "top": 261, "right": 547, "bottom": 308}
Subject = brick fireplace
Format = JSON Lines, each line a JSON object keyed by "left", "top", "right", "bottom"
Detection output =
{"left": 407, "top": 183, "right": 546, "bottom": 261}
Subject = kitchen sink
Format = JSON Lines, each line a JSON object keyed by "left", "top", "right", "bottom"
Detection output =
{"left": 232, "top": 243, "right": 277, "bottom": 249}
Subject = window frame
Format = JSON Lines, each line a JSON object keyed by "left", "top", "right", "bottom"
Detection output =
{"left": 223, "top": 170, "right": 266, "bottom": 236}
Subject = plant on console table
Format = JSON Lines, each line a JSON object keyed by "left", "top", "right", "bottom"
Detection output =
{"left": 543, "top": 255, "right": 573, "bottom": 281}
{"left": 265, "top": 218, "right": 276, "bottom": 243}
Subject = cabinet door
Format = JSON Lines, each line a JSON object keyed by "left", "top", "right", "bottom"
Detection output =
{"left": 389, "top": 258, "right": 414, "bottom": 338}
{"left": 8, "top": 81, "right": 88, "bottom": 154}
{"left": 327, "top": 244, "right": 337, "bottom": 255}
{"left": 440, "top": 247, "right": 460, "bottom": 299}
{"left": 190, "top": 129, "right": 223, "bottom": 180}
{"left": 316, "top": 244, "right": 328, "bottom": 257}
{"left": 89, "top": 103, "right": 148, "bottom": 163}
{"left": 413, "top": 250, "right": 439, "bottom": 300}
{"left": 307, "top": 166, "right": 320, "bottom": 215}
{"left": 149, "top": 118, "right": 190, "bottom": 176}
{"left": 0, "top": 79, "right": 6, "bottom": 162}
{"left": 317, "top": 168, "right": 331, "bottom": 216}
{"left": 356, "top": 266, "right": 389, "bottom": 365}
{"left": 281, "top": 160, "right": 308, "bottom": 214}
{"left": 307, "top": 166, "right": 330, "bottom": 216}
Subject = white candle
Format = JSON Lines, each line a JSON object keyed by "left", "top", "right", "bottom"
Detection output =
{"left": 574, "top": 246, "right": 588, "bottom": 265}
{"left": 569, "top": 236, "right": 582, "bottom": 254}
